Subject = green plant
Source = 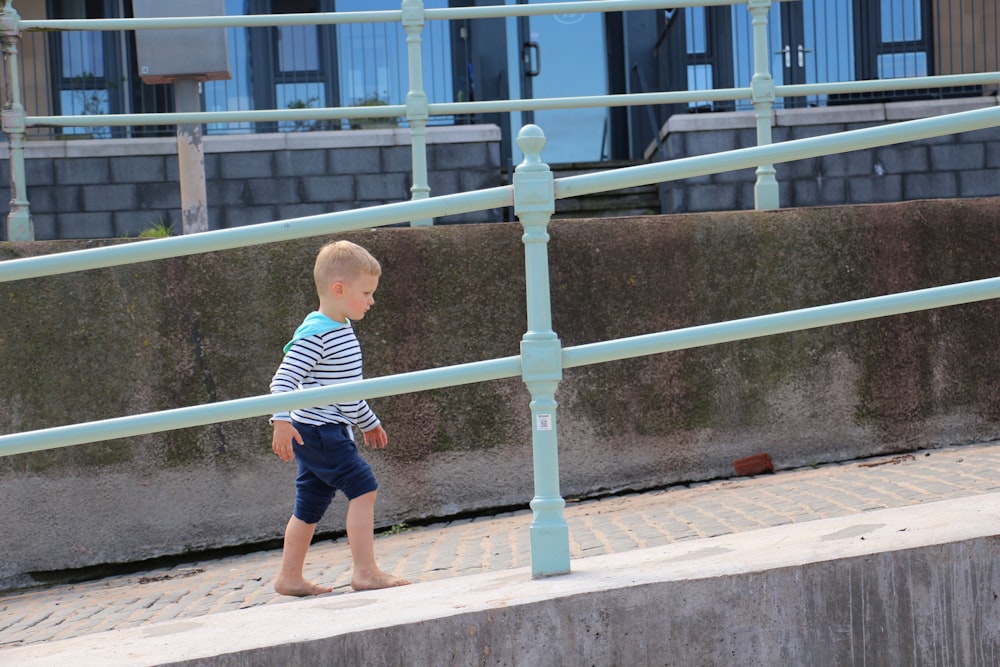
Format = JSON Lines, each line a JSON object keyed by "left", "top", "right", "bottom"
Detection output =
{"left": 380, "top": 521, "right": 414, "bottom": 537}
{"left": 68, "top": 72, "right": 116, "bottom": 138}
{"left": 137, "top": 219, "right": 173, "bottom": 238}
{"left": 350, "top": 92, "right": 398, "bottom": 129}
{"left": 285, "top": 97, "right": 339, "bottom": 132}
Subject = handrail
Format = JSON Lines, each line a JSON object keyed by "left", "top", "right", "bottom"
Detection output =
{"left": 555, "top": 104, "right": 1000, "bottom": 199}
{"left": 5, "top": 104, "right": 999, "bottom": 285}
{"left": 19, "top": 0, "right": 758, "bottom": 32}
{"left": 0, "top": 187, "right": 511, "bottom": 281}
{"left": 3, "top": 272, "right": 999, "bottom": 458}
{"left": 24, "top": 89, "right": 750, "bottom": 128}
{"left": 0, "top": 356, "right": 524, "bottom": 457}
{"left": 23, "top": 77, "right": 1000, "bottom": 130}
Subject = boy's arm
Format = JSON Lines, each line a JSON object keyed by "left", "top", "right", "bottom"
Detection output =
{"left": 271, "top": 418, "right": 303, "bottom": 462}
{"left": 269, "top": 337, "right": 322, "bottom": 461}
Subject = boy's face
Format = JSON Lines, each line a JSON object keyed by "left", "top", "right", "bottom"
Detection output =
{"left": 332, "top": 272, "right": 379, "bottom": 321}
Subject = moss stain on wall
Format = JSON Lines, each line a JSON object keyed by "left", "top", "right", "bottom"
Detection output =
{"left": 2, "top": 199, "right": 1000, "bottom": 477}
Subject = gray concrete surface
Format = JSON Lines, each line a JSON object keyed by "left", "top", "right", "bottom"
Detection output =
{"left": 2, "top": 440, "right": 999, "bottom": 665}
{"left": 7, "top": 199, "right": 1000, "bottom": 586}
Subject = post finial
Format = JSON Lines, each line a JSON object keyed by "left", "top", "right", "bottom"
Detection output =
{"left": 516, "top": 124, "right": 548, "bottom": 172}
{"left": 0, "top": 1, "right": 21, "bottom": 36}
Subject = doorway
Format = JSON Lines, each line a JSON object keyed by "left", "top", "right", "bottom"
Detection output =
{"left": 516, "top": 0, "right": 610, "bottom": 164}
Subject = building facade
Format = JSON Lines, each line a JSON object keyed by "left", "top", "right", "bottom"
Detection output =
{"left": 15, "top": 1, "right": 1000, "bottom": 162}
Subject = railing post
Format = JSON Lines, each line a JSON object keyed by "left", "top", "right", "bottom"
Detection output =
{"left": 173, "top": 79, "right": 209, "bottom": 234}
{"left": 402, "top": 0, "right": 432, "bottom": 226}
{"left": 513, "top": 124, "right": 570, "bottom": 578}
{"left": 0, "top": 0, "right": 33, "bottom": 241}
{"left": 747, "top": 0, "right": 779, "bottom": 210}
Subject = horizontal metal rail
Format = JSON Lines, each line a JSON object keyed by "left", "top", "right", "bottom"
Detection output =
{"left": 563, "top": 276, "right": 1000, "bottom": 369}
{"left": 779, "top": 72, "right": 1000, "bottom": 98}
{"left": 3, "top": 275, "right": 997, "bottom": 458}
{"left": 25, "top": 89, "right": 750, "bottom": 128}
{"left": 0, "top": 187, "right": 511, "bottom": 282}
{"left": 24, "top": 73, "right": 1000, "bottom": 130}
{"left": 555, "top": 104, "right": 1000, "bottom": 199}
{"left": 0, "top": 357, "right": 523, "bottom": 457}
{"left": 19, "top": 0, "right": 758, "bottom": 32}
{"left": 4, "top": 104, "right": 999, "bottom": 285}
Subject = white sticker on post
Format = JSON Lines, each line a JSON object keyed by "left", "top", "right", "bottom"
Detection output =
{"left": 536, "top": 414, "right": 553, "bottom": 431}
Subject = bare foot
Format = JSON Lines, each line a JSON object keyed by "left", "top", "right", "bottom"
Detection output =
{"left": 351, "top": 569, "right": 411, "bottom": 591}
{"left": 274, "top": 577, "right": 333, "bottom": 597}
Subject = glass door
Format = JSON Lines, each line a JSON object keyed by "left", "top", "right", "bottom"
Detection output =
{"left": 798, "top": 0, "right": 855, "bottom": 107}
{"left": 517, "top": 0, "right": 610, "bottom": 163}
{"left": 775, "top": 2, "right": 807, "bottom": 107}
{"left": 733, "top": 1, "right": 851, "bottom": 109}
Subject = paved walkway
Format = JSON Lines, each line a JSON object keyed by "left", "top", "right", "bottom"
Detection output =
{"left": 2, "top": 440, "right": 1000, "bottom": 654}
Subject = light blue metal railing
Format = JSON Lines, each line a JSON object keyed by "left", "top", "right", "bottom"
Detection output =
{"left": 2, "top": 0, "right": 1000, "bottom": 578}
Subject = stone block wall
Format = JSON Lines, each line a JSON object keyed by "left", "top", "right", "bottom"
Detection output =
{"left": 3, "top": 198, "right": 1000, "bottom": 588}
{"left": 0, "top": 125, "right": 503, "bottom": 241}
{"left": 653, "top": 97, "right": 1000, "bottom": 213}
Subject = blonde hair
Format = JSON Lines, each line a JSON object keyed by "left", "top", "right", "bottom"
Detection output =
{"left": 313, "top": 240, "right": 381, "bottom": 296}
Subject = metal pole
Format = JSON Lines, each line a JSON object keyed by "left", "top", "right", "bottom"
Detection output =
{"left": 748, "top": 0, "right": 779, "bottom": 210}
{"left": 173, "top": 78, "right": 209, "bottom": 234}
{"left": 513, "top": 124, "right": 570, "bottom": 578}
{"left": 402, "top": 0, "right": 432, "bottom": 226}
{"left": 1, "top": 0, "right": 33, "bottom": 241}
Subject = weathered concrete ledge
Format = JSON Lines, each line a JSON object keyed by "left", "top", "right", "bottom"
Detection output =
{"left": 2, "top": 197, "right": 1000, "bottom": 587}
{"left": 5, "top": 493, "right": 998, "bottom": 665}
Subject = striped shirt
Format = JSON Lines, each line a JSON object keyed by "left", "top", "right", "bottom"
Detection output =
{"left": 269, "top": 323, "right": 380, "bottom": 431}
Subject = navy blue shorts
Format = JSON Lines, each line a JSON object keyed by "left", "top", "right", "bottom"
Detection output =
{"left": 291, "top": 421, "right": 378, "bottom": 524}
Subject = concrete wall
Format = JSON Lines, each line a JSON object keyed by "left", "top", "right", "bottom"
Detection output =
{"left": 0, "top": 125, "right": 503, "bottom": 241}
{"left": 655, "top": 97, "right": 1000, "bottom": 213}
{"left": 2, "top": 197, "right": 1000, "bottom": 589}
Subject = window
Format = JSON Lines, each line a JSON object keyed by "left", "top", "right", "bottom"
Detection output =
{"left": 204, "top": 0, "right": 254, "bottom": 134}
{"left": 44, "top": 0, "right": 457, "bottom": 137}
{"left": 853, "top": 0, "right": 931, "bottom": 81}
{"left": 48, "top": 0, "right": 123, "bottom": 137}
{"left": 874, "top": 0, "right": 928, "bottom": 78}
{"left": 335, "top": 0, "right": 454, "bottom": 126}
{"left": 683, "top": 7, "right": 733, "bottom": 112}
{"left": 273, "top": 0, "right": 333, "bottom": 130}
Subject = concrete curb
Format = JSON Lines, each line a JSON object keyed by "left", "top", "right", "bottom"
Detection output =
{"left": 6, "top": 493, "right": 998, "bottom": 666}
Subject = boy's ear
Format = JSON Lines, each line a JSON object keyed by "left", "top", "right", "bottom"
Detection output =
{"left": 329, "top": 280, "right": 345, "bottom": 297}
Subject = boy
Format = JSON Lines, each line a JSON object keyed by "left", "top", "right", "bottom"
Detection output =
{"left": 269, "top": 240, "right": 410, "bottom": 596}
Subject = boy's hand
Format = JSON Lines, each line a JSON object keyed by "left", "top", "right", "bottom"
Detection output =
{"left": 271, "top": 420, "right": 303, "bottom": 462}
{"left": 363, "top": 424, "right": 388, "bottom": 449}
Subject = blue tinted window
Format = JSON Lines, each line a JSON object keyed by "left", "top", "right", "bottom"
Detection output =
{"left": 881, "top": 0, "right": 922, "bottom": 42}
{"left": 878, "top": 52, "right": 927, "bottom": 78}
{"left": 60, "top": 32, "right": 104, "bottom": 78}
{"left": 204, "top": 0, "right": 253, "bottom": 134}
{"left": 687, "top": 64, "right": 713, "bottom": 110}
{"left": 336, "top": 0, "right": 452, "bottom": 113}
{"left": 686, "top": 7, "right": 708, "bottom": 54}
{"left": 278, "top": 25, "right": 320, "bottom": 72}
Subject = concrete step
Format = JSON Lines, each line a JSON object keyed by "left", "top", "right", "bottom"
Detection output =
{"left": 550, "top": 160, "right": 663, "bottom": 219}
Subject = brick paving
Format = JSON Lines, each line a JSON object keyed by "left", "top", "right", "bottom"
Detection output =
{"left": 2, "top": 440, "right": 999, "bottom": 652}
